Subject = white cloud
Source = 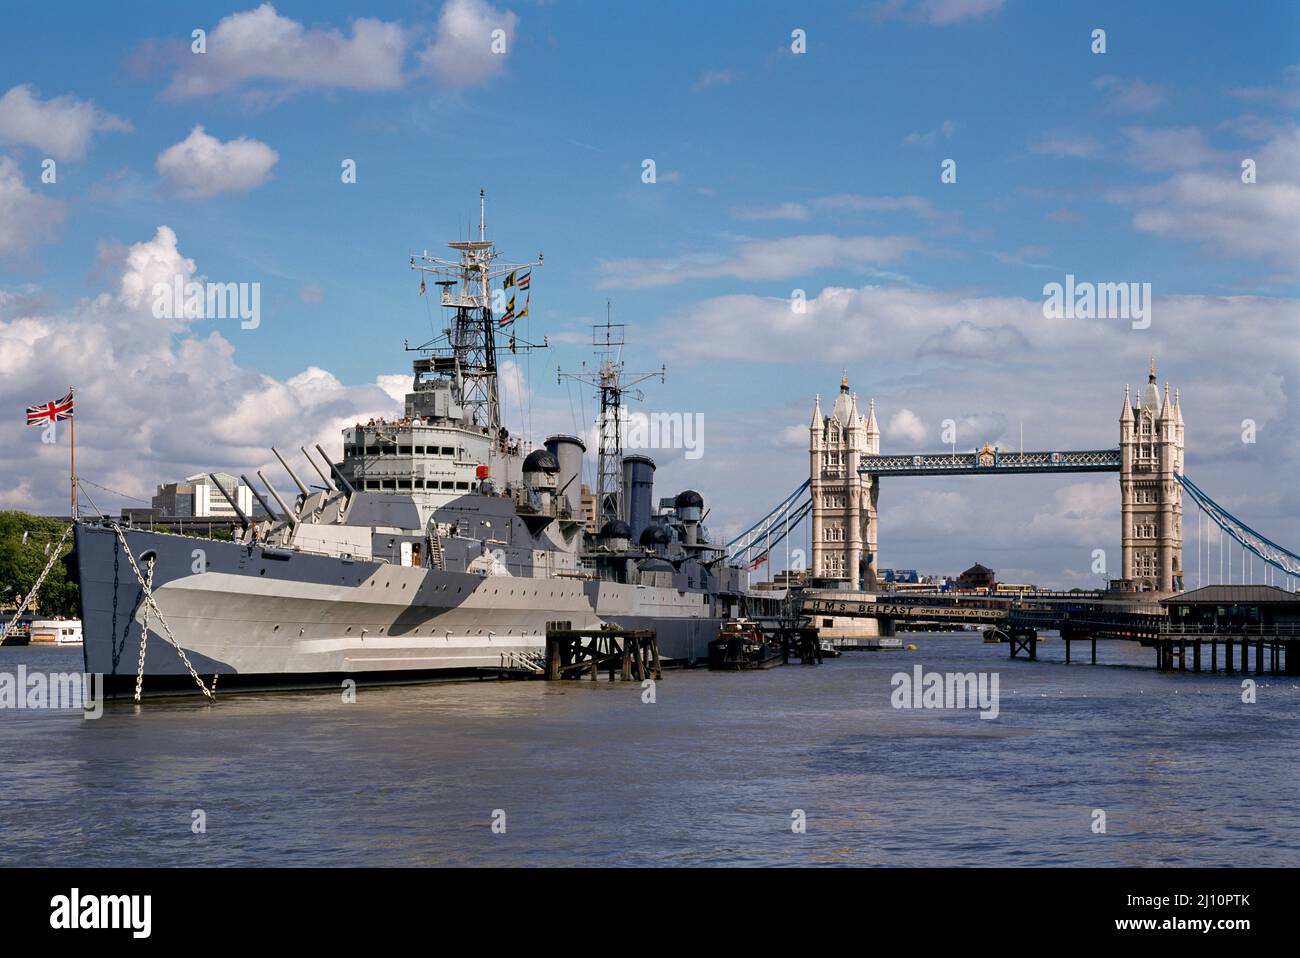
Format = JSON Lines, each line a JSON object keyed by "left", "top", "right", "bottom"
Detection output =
{"left": 0, "top": 227, "right": 401, "bottom": 512}
{"left": 886, "top": 408, "right": 928, "bottom": 444}
{"left": 870, "top": 0, "right": 1005, "bottom": 26}
{"left": 693, "top": 69, "right": 736, "bottom": 92}
{"left": 1092, "top": 75, "right": 1168, "bottom": 114}
{"left": 162, "top": 4, "right": 409, "bottom": 99}
{"left": 418, "top": 0, "right": 517, "bottom": 87}
{"left": 919, "top": 320, "right": 1029, "bottom": 358}
{"left": 0, "top": 85, "right": 130, "bottom": 161}
{"left": 774, "top": 423, "right": 809, "bottom": 448}
{"left": 1024, "top": 482, "right": 1117, "bottom": 547}
{"left": 0, "top": 156, "right": 65, "bottom": 257}
{"left": 117, "top": 225, "right": 197, "bottom": 326}
{"left": 376, "top": 373, "right": 411, "bottom": 406}
{"left": 903, "top": 119, "right": 956, "bottom": 144}
{"left": 1229, "top": 64, "right": 1300, "bottom": 111}
{"left": 1122, "top": 126, "right": 1226, "bottom": 171}
{"left": 1109, "top": 126, "right": 1300, "bottom": 272}
{"left": 156, "top": 126, "right": 279, "bottom": 198}
{"left": 598, "top": 234, "right": 919, "bottom": 289}
{"left": 1029, "top": 134, "right": 1100, "bottom": 158}
{"left": 1047, "top": 208, "right": 1083, "bottom": 224}
{"left": 730, "top": 202, "right": 810, "bottom": 221}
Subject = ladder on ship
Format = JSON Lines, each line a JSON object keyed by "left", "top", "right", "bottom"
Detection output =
{"left": 426, "top": 533, "right": 445, "bottom": 571}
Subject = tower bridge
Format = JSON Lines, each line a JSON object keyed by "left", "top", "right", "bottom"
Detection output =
{"left": 799, "top": 359, "right": 1184, "bottom": 594}
{"left": 728, "top": 358, "right": 1298, "bottom": 599}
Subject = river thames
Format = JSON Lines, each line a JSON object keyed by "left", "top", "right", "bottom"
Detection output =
{"left": 1, "top": 637, "right": 1297, "bottom": 867}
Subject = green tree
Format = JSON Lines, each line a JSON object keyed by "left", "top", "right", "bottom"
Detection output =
{"left": 0, "top": 512, "right": 78, "bottom": 618}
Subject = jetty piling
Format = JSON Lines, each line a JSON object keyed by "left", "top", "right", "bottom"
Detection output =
{"left": 543, "top": 623, "right": 660, "bottom": 681}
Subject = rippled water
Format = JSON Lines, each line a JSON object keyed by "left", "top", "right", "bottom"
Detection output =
{"left": 1, "top": 635, "right": 1297, "bottom": 867}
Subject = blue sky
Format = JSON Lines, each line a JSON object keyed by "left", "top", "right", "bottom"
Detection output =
{"left": 1, "top": 0, "right": 1297, "bottom": 586}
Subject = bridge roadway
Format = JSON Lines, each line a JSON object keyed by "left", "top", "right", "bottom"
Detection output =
{"left": 800, "top": 590, "right": 1168, "bottom": 641}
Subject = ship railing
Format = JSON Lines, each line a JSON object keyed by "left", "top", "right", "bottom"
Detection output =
{"left": 1159, "top": 622, "right": 1300, "bottom": 637}
{"left": 499, "top": 650, "right": 546, "bottom": 674}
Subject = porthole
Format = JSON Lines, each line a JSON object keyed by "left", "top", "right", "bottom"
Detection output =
{"left": 273, "top": 625, "right": 280, "bottom": 632}
{"left": 346, "top": 627, "right": 353, "bottom": 633}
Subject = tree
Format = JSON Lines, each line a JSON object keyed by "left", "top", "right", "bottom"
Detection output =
{"left": 0, "top": 512, "right": 78, "bottom": 618}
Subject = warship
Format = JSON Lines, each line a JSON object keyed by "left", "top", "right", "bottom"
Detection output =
{"left": 75, "top": 195, "right": 780, "bottom": 695}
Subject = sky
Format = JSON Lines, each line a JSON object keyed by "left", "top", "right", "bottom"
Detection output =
{"left": 0, "top": 0, "right": 1297, "bottom": 587}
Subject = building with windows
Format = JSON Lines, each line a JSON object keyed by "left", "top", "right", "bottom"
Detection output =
{"left": 809, "top": 370, "right": 879, "bottom": 590}
{"left": 1119, "top": 359, "right": 1185, "bottom": 592}
{"left": 152, "top": 472, "right": 263, "bottom": 519}
{"left": 956, "top": 563, "right": 996, "bottom": 591}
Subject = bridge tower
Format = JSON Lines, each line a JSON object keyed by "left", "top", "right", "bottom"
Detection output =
{"left": 810, "top": 371, "right": 879, "bottom": 589}
{"left": 1119, "top": 359, "right": 1184, "bottom": 592}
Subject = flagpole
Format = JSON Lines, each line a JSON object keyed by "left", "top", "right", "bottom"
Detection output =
{"left": 69, "top": 388, "right": 76, "bottom": 520}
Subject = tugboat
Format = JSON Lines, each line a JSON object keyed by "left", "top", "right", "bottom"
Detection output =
{"left": 709, "top": 619, "right": 782, "bottom": 670}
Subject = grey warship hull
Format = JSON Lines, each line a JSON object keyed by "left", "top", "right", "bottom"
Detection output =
{"left": 77, "top": 523, "right": 724, "bottom": 695}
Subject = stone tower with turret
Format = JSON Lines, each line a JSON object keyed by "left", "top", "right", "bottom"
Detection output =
{"left": 810, "top": 371, "right": 880, "bottom": 589}
{"left": 1119, "top": 359, "right": 1184, "bottom": 592}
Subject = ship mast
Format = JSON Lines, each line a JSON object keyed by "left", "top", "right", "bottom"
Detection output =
{"left": 558, "top": 301, "right": 664, "bottom": 526}
{"left": 408, "top": 190, "right": 543, "bottom": 433}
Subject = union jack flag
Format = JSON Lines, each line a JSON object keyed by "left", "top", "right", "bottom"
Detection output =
{"left": 26, "top": 389, "right": 74, "bottom": 426}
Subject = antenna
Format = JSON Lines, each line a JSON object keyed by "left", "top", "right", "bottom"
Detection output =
{"left": 557, "top": 301, "right": 665, "bottom": 526}
{"left": 408, "top": 193, "right": 543, "bottom": 433}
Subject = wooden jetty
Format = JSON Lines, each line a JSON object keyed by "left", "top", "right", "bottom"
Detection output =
{"left": 765, "top": 626, "right": 822, "bottom": 665}
{"left": 543, "top": 622, "right": 661, "bottom": 681}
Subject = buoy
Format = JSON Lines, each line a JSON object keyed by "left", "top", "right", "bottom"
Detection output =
{"left": 907, "top": 644, "right": 917, "bottom": 652}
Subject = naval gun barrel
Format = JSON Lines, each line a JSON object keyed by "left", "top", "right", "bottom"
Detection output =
{"left": 272, "top": 446, "right": 310, "bottom": 498}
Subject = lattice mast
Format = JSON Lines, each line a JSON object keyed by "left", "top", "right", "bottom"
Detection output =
{"left": 408, "top": 189, "right": 543, "bottom": 432}
{"left": 558, "top": 302, "right": 664, "bottom": 525}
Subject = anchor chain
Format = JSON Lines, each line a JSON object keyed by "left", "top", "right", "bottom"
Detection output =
{"left": 133, "top": 557, "right": 155, "bottom": 703}
{"left": 3, "top": 524, "right": 74, "bottom": 639}
{"left": 110, "top": 524, "right": 214, "bottom": 701}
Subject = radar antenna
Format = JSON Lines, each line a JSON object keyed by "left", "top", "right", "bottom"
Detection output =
{"left": 557, "top": 300, "right": 665, "bottom": 526}
{"left": 408, "top": 189, "right": 544, "bottom": 432}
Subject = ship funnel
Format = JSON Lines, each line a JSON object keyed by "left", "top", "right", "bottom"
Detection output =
{"left": 545, "top": 434, "right": 586, "bottom": 517}
{"left": 622, "top": 454, "right": 656, "bottom": 543}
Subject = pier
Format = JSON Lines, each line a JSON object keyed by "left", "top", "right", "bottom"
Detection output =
{"left": 543, "top": 623, "right": 661, "bottom": 681}
{"left": 798, "top": 584, "right": 1299, "bottom": 675}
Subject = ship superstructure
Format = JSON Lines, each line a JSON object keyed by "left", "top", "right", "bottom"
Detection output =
{"left": 74, "top": 196, "right": 773, "bottom": 694}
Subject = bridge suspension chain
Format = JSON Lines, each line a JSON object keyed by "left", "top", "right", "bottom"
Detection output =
{"left": 1177, "top": 473, "right": 1300, "bottom": 579}
{"left": 725, "top": 480, "right": 811, "bottom": 564}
